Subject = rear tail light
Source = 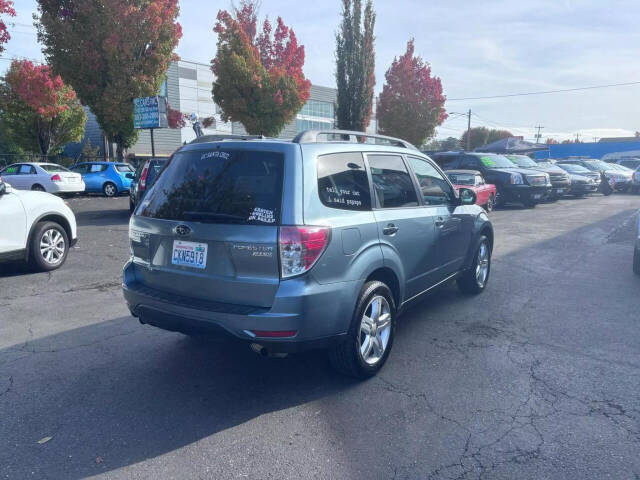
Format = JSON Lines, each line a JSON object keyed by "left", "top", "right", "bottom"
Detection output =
{"left": 139, "top": 162, "right": 150, "bottom": 190}
{"left": 279, "top": 226, "right": 330, "bottom": 279}
{"left": 51, "top": 174, "right": 62, "bottom": 182}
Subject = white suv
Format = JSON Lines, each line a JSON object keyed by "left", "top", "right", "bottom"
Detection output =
{"left": 0, "top": 177, "right": 77, "bottom": 271}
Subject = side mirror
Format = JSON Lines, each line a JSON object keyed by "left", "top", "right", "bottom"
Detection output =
{"left": 125, "top": 172, "right": 134, "bottom": 179}
{"left": 458, "top": 188, "right": 477, "bottom": 206}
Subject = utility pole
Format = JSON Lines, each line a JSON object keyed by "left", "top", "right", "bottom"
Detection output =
{"left": 575, "top": 133, "right": 581, "bottom": 143}
{"left": 466, "top": 109, "right": 471, "bottom": 151}
{"left": 534, "top": 125, "right": 544, "bottom": 144}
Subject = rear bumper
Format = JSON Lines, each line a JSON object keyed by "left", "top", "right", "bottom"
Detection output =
{"left": 50, "top": 182, "right": 85, "bottom": 193}
{"left": 122, "top": 261, "right": 359, "bottom": 352}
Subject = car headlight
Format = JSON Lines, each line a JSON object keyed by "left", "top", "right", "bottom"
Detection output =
{"left": 510, "top": 173, "right": 524, "bottom": 185}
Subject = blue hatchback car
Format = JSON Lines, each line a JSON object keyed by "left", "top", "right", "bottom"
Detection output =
{"left": 70, "top": 162, "right": 135, "bottom": 197}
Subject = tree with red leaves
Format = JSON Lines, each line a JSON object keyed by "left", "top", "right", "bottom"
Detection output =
{"left": 0, "top": 0, "right": 15, "bottom": 53}
{"left": 376, "top": 39, "right": 447, "bottom": 147}
{"left": 212, "top": 1, "right": 311, "bottom": 137}
{"left": 36, "top": 0, "right": 182, "bottom": 160}
{"left": 0, "top": 59, "right": 86, "bottom": 154}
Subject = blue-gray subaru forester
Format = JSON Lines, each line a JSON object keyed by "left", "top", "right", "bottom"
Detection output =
{"left": 123, "top": 130, "right": 494, "bottom": 378}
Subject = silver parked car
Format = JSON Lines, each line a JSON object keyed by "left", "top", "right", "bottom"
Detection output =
{"left": 123, "top": 130, "right": 494, "bottom": 378}
{"left": 0, "top": 162, "right": 85, "bottom": 194}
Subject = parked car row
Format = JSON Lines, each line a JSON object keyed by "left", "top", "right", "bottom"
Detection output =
{"left": 425, "top": 151, "right": 639, "bottom": 209}
{"left": 0, "top": 161, "right": 135, "bottom": 197}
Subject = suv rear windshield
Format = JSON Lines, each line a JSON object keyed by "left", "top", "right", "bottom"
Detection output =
{"left": 139, "top": 149, "right": 284, "bottom": 225}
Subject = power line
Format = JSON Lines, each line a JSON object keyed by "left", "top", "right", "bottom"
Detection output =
{"left": 446, "top": 81, "right": 640, "bottom": 101}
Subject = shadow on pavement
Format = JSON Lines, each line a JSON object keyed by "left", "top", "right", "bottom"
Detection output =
{"left": 74, "top": 208, "right": 130, "bottom": 227}
{"left": 0, "top": 318, "right": 358, "bottom": 479}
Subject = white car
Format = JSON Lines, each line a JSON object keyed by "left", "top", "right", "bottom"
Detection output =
{"left": 0, "top": 162, "right": 85, "bottom": 194}
{"left": 0, "top": 177, "right": 77, "bottom": 271}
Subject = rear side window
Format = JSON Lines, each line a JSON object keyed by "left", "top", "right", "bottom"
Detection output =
{"left": 317, "top": 152, "right": 371, "bottom": 211}
{"left": 19, "top": 165, "right": 36, "bottom": 174}
{"left": 368, "top": 155, "right": 418, "bottom": 208}
{"left": 115, "top": 164, "right": 134, "bottom": 173}
{"left": 140, "top": 149, "right": 284, "bottom": 225}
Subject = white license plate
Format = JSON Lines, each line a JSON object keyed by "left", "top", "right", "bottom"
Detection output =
{"left": 68, "top": 177, "right": 79, "bottom": 183}
{"left": 533, "top": 194, "right": 542, "bottom": 200}
{"left": 172, "top": 240, "right": 207, "bottom": 269}
{"left": 556, "top": 189, "right": 564, "bottom": 194}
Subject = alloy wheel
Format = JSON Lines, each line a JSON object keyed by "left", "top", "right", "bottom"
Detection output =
{"left": 104, "top": 183, "right": 116, "bottom": 197}
{"left": 359, "top": 296, "right": 392, "bottom": 365}
{"left": 40, "top": 229, "right": 66, "bottom": 265}
{"left": 475, "top": 241, "right": 490, "bottom": 288}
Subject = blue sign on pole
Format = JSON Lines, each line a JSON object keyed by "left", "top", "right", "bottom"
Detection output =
{"left": 133, "top": 96, "right": 168, "bottom": 129}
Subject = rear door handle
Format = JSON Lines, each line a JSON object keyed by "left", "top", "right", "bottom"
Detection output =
{"left": 382, "top": 224, "right": 399, "bottom": 235}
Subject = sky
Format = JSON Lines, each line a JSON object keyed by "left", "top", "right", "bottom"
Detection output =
{"left": 3, "top": 0, "right": 640, "bottom": 142}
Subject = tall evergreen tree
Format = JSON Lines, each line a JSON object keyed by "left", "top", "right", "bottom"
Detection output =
{"left": 335, "top": 0, "right": 376, "bottom": 132}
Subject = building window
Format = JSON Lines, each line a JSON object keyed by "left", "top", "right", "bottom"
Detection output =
{"left": 159, "top": 79, "right": 168, "bottom": 97}
{"left": 296, "top": 119, "right": 334, "bottom": 132}
{"left": 300, "top": 100, "right": 334, "bottom": 119}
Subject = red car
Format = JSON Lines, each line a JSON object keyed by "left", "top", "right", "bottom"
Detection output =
{"left": 445, "top": 170, "right": 497, "bottom": 211}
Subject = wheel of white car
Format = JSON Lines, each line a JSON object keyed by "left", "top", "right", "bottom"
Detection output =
{"left": 29, "top": 221, "right": 69, "bottom": 272}
{"left": 31, "top": 184, "right": 45, "bottom": 192}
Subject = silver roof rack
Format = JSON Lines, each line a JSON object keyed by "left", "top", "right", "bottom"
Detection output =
{"left": 188, "top": 134, "right": 265, "bottom": 144}
{"left": 292, "top": 130, "right": 417, "bottom": 150}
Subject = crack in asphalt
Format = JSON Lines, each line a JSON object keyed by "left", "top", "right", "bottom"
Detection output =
{"left": 379, "top": 326, "right": 640, "bottom": 480}
{"left": 0, "top": 376, "right": 13, "bottom": 398}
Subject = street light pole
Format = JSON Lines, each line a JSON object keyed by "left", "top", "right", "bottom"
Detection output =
{"left": 466, "top": 109, "right": 471, "bottom": 151}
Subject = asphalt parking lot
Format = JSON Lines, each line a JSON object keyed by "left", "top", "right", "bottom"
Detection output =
{"left": 1, "top": 194, "right": 639, "bottom": 479}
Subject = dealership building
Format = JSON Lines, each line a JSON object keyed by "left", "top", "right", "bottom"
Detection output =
{"left": 67, "top": 59, "right": 339, "bottom": 159}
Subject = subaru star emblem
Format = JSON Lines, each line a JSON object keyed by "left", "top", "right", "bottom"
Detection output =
{"left": 175, "top": 224, "right": 192, "bottom": 236}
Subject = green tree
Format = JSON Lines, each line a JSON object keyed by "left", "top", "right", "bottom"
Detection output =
{"left": 81, "top": 139, "right": 100, "bottom": 159}
{"left": 0, "top": 60, "right": 86, "bottom": 155}
{"left": 335, "top": 0, "right": 376, "bottom": 131}
{"left": 36, "top": 0, "right": 182, "bottom": 160}
{"left": 460, "top": 126, "right": 513, "bottom": 151}
{"left": 423, "top": 136, "right": 460, "bottom": 151}
{"left": 211, "top": 1, "right": 311, "bottom": 137}
{"left": 377, "top": 39, "right": 447, "bottom": 147}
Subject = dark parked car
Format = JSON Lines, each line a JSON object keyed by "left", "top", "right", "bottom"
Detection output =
{"left": 129, "top": 158, "right": 168, "bottom": 213}
{"left": 556, "top": 163, "right": 599, "bottom": 196}
{"left": 123, "top": 131, "right": 494, "bottom": 378}
{"left": 430, "top": 152, "right": 550, "bottom": 208}
{"left": 506, "top": 155, "right": 570, "bottom": 199}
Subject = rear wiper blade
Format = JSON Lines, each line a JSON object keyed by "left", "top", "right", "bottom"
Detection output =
{"left": 183, "top": 211, "right": 246, "bottom": 222}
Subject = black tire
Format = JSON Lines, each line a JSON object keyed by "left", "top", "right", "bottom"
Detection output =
{"left": 31, "top": 184, "right": 45, "bottom": 192}
{"left": 103, "top": 182, "right": 117, "bottom": 197}
{"left": 457, "top": 235, "right": 492, "bottom": 295}
{"left": 28, "top": 221, "right": 69, "bottom": 272}
{"left": 634, "top": 247, "right": 640, "bottom": 276}
{"left": 484, "top": 194, "right": 494, "bottom": 212}
{"left": 524, "top": 201, "right": 536, "bottom": 208}
{"left": 328, "top": 281, "right": 396, "bottom": 379}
